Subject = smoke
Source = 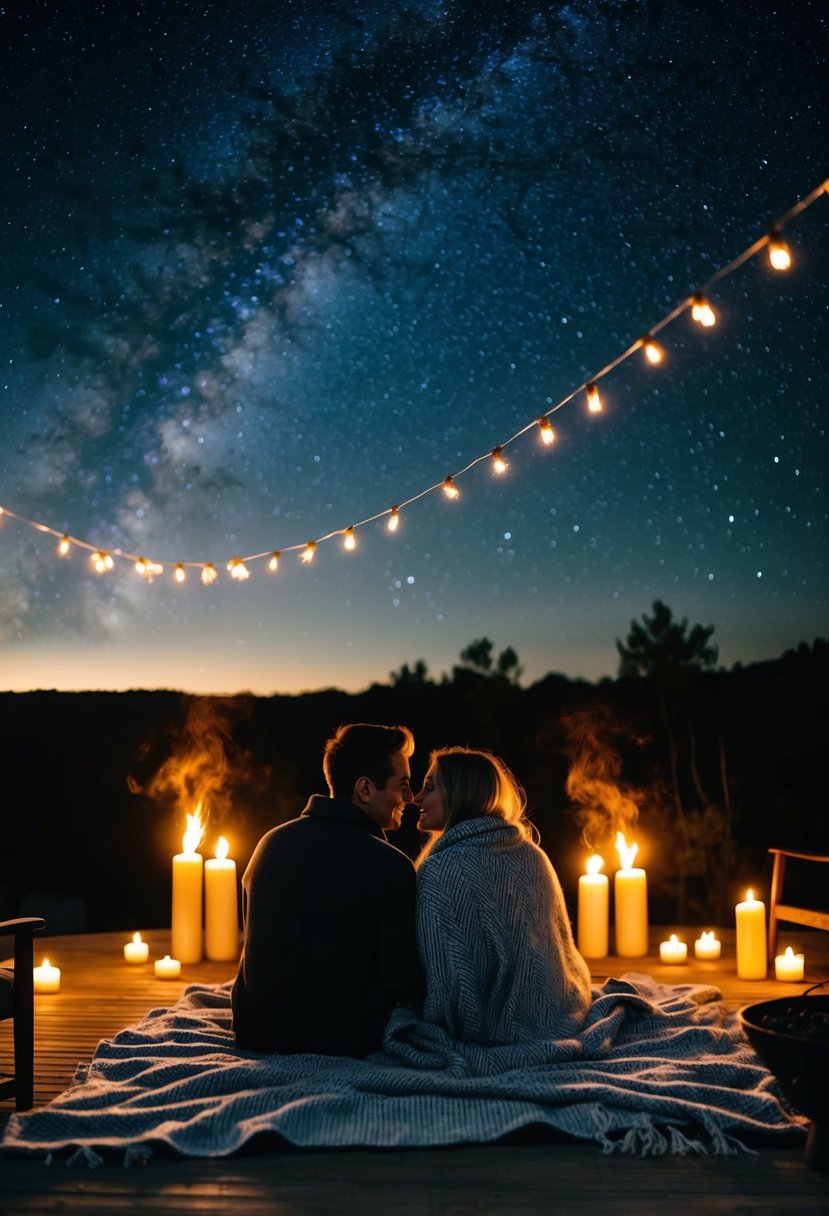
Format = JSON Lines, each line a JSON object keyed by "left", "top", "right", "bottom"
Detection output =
{"left": 561, "top": 705, "right": 644, "bottom": 852}
{"left": 128, "top": 696, "right": 263, "bottom": 837}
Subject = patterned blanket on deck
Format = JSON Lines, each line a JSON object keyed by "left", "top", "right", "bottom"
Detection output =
{"left": 1, "top": 976, "right": 806, "bottom": 1162}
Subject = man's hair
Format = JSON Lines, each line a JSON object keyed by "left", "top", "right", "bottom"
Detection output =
{"left": 323, "top": 723, "right": 415, "bottom": 799}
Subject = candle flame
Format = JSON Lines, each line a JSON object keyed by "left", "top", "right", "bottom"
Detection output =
{"left": 783, "top": 946, "right": 797, "bottom": 961}
{"left": 132, "top": 932, "right": 142, "bottom": 945}
{"left": 215, "top": 835, "right": 229, "bottom": 861}
{"left": 586, "top": 854, "right": 605, "bottom": 876}
{"left": 615, "top": 831, "right": 638, "bottom": 870}
{"left": 182, "top": 805, "right": 205, "bottom": 855}
{"left": 746, "top": 888, "right": 754, "bottom": 902}
{"left": 699, "top": 931, "right": 716, "bottom": 944}
{"left": 41, "top": 958, "right": 50, "bottom": 968}
{"left": 669, "top": 934, "right": 680, "bottom": 945}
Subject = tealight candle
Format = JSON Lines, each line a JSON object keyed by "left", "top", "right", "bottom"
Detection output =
{"left": 577, "top": 854, "right": 609, "bottom": 959}
{"left": 154, "top": 954, "right": 182, "bottom": 979}
{"left": 124, "top": 932, "right": 149, "bottom": 964}
{"left": 735, "top": 888, "right": 767, "bottom": 979}
{"left": 33, "top": 958, "right": 61, "bottom": 993}
{"left": 694, "top": 930, "right": 722, "bottom": 961}
{"left": 774, "top": 946, "right": 805, "bottom": 982}
{"left": 659, "top": 934, "right": 688, "bottom": 964}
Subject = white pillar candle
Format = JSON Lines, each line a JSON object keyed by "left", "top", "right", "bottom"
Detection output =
{"left": 205, "top": 836, "right": 239, "bottom": 961}
{"left": 774, "top": 946, "right": 804, "bottom": 982}
{"left": 124, "top": 932, "right": 149, "bottom": 963}
{"left": 659, "top": 934, "right": 688, "bottom": 963}
{"left": 614, "top": 832, "right": 648, "bottom": 957}
{"left": 154, "top": 954, "right": 182, "bottom": 979}
{"left": 735, "top": 888, "right": 767, "bottom": 979}
{"left": 578, "top": 854, "right": 609, "bottom": 958}
{"left": 33, "top": 958, "right": 61, "bottom": 993}
{"left": 172, "top": 810, "right": 204, "bottom": 964}
{"left": 694, "top": 930, "right": 722, "bottom": 960}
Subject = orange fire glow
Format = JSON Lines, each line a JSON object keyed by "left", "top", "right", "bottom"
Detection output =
{"left": 615, "top": 831, "right": 638, "bottom": 871}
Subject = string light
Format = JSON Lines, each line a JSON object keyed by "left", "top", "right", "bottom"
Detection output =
{"left": 343, "top": 527, "right": 356, "bottom": 550}
{"left": 174, "top": 564, "right": 186, "bottom": 584}
{"left": 227, "top": 558, "right": 250, "bottom": 580}
{"left": 491, "top": 446, "right": 508, "bottom": 474}
{"left": 536, "top": 417, "right": 556, "bottom": 446}
{"left": 767, "top": 226, "right": 792, "bottom": 270}
{"left": 0, "top": 179, "right": 824, "bottom": 586}
{"left": 641, "top": 335, "right": 665, "bottom": 365}
{"left": 691, "top": 292, "right": 717, "bottom": 327}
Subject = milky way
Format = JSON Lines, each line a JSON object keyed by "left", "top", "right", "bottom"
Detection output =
{"left": 1, "top": 1, "right": 827, "bottom": 693}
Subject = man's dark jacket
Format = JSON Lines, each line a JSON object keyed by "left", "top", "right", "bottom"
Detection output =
{"left": 232, "top": 795, "right": 422, "bottom": 1056}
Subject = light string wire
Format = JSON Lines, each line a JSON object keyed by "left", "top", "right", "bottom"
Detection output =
{"left": 1, "top": 178, "right": 827, "bottom": 583}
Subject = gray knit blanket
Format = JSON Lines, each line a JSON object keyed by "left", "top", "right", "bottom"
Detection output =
{"left": 2, "top": 819, "right": 806, "bottom": 1161}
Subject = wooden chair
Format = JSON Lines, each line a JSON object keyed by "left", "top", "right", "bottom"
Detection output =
{"left": 768, "top": 848, "right": 829, "bottom": 966}
{"left": 0, "top": 916, "right": 46, "bottom": 1110}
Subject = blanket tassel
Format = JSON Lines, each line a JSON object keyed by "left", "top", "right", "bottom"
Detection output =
{"left": 66, "top": 1145, "right": 104, "bottom": 1169}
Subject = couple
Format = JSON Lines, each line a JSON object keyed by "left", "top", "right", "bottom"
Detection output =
{"left": 232, "top": 722, "right": 592, "bottom": 1064}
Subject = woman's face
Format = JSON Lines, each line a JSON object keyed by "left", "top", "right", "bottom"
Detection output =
{"left": 414, "top": 762, "right": 448, "bottom": 832}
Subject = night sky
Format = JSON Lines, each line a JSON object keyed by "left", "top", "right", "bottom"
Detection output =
{"left": 2, "top": 1, "right": 827, "bottom": 695}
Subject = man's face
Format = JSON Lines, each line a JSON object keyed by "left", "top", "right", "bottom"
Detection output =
{"left": 362, "top": 750, "right": 412, "bottom": 831}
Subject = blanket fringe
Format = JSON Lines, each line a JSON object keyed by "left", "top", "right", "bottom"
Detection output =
{"left": 701, "top": 1112, "right": 758, "bottom": 1158}
{"left": 66, "top": 1145, "right": 104, "bottom": 1169}
{"left": 592, "top": 1107, "right": 757, "bottom": 1160}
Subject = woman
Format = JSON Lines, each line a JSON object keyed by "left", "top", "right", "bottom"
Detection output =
{"left": 384, "top": 747, "right": 592, "bottom": 1073}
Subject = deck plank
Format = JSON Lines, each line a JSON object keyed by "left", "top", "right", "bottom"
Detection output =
{"left": 2, "top": 927, "right": 828, "bottom": 1213}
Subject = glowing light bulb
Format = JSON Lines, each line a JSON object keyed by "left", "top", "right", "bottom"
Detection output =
{"left": 135, "top": 558, "right": 148, "bottom": 576}
{"left": 586, "top": 382, "right": 602, "bottom": 414}
{"left": 301, "top": 541, "right": 317, "bottom": 564}
{"left": 58, "top": 535, "right": 71, "bottom": 556}
{"left": 491, "top": 446, "right": 508, "bottom": 474}
{"left": 691, "top": 293, "right": 717, "bottom": 327}
{"left": 226, "top": 558, "right": 250, "bottom": 581}
{"left": 201, "top": 564, "right": 217, "bottom": 585}
{"left": 344, "top": 527, "right": 356, "bottom": 551}
{"left": 642, "top": 335, "right": 664, "bottom": 365}
{"left": 442, "top": 475, "right": 459, "bottom": 499}
{"left": 387, "top": 507, "right": 400, "bottom": 532}
{"left": 174, "top": 564, "right": 186, "bottom": 584}
{"left": 92, "top": 551, "right": 113, "bottom": 574}
{"left": 536, "top": 417, "right": 556, "bottom": 446}
{"left": 767, "top": 227, "right": 791, "bottom": 271}
{"left": 268, "top": 551, "right": 281, "bottom": 572}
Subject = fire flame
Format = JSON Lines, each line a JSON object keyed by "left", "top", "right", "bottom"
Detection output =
{"left": 586, "top": 854, "right": 605, "bottom": 876}
{"left": 182, "top": 805, "right": 205, "bottom": 855}
{"left": 615, "top": 831, "right": 638, "bottom": 871}
{"left": 132, "top": 932, "right": 142, "bottom": 945}
{"left": 699, "top": 931, "right": 716, "bottom": 946}
{"left": 215, "top": 835, "right": 229, "bottom": 861}
{"left": 746, "top": 888, "right": 754, "bottom": 902}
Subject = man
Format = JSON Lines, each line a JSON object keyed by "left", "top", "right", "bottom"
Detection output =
{"left": 232, "top": 722, "right": 422, "bottom": 1057}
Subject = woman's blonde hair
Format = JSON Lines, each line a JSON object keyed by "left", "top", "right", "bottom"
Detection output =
{"left": 416, "top": 746, "right": 535, "bottom": 866}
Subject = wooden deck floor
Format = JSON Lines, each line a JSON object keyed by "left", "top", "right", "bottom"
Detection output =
{"left": 1, "top": 927, "right": 828, "bottom": 1214}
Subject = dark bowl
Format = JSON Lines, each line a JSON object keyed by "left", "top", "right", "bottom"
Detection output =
{"left": 740, "top": 995, "right": 829, "bottom": 1121}
{"left": 740, "top": 994, "right": 829, "bottom": 1172}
